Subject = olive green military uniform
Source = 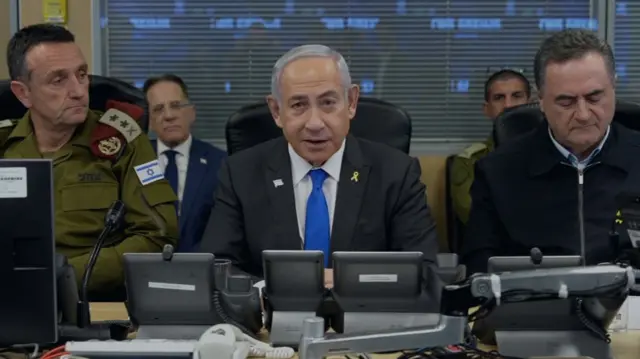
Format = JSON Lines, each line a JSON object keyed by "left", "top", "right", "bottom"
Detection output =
{"left": 450, "top": 137, "right": 494, "bottom": 225}
{"left": 0, "top": 109, "right": 179, "bottom": 293}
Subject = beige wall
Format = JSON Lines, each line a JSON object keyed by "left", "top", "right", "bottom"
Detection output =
{"left": 8, "top": 0, "right": 94, "bottom": 72}
{"left": 0, "top": 1, "right": 13, "bottom": 79}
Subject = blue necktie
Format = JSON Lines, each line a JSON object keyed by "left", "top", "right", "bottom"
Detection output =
{"left": 304, "top": 169, "right": 331, "bottom": 267}
{"left": 164, "top": 150, "right": 179, "bottom": 211}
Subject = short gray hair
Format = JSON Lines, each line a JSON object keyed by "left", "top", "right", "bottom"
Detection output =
{"left": 270, "top": 44, "right": 352, "bottom": 101}
{"left": 534, "top": 29, "right": 615, "bottom": 92}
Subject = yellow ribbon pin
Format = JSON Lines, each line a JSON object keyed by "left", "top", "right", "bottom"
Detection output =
{"left": 351, "top": 171, "right": 359, "bottom": 183}
{"left": 616, "top": 219, "right": 623, "bottom": 224}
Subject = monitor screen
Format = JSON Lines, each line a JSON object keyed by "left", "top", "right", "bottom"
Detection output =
{"left": 262, "top": 250, "right": 325, "bottom": 312}
{"left": 0, "top": 159, "right": 57, "bottom": 345}
{"left": 123, "top": 252, "right": 216, "bottom": 326}
{"left": 262, "top": 250, "right": 324, "bottom": 298}
{"left": 333, "top": 251, "right": 423, "bottom": 298}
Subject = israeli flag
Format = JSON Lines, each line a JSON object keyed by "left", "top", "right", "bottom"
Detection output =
{"left": 134, "top": 160, "right": 164, "bottom": 186}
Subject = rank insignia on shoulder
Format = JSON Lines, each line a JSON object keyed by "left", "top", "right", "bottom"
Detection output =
{"left": 458, "top": 142, "right": 488, "bottom": 159}
{"left": 98, "top": 108, "right": 142, "bottom": 143}
{"left": 0, "top": 119, "right": 18, "bottom": 129}
{"left": 90, "top": 100, "right": 145, "bottom": 160}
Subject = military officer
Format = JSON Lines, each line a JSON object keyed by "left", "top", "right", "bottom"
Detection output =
{"left": 3, "top": 24, "right": 179, "bottom": 297}
{"left": 449, "top": 69, "right": 532, "bottom": 225}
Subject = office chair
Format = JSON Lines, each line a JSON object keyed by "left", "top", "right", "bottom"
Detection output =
{"left": 0, "top": 75, "right": 149, "bottom": 132}
{"left": 492, "top": 100, "right": 640, "bottom": 149}
{"left": 225, "top": 97, "right": 412, "bottom": 155}
{"left": 444, "top": 154, "right": 464, "bottom": 254}
{"left": 492, "top": 102, "right": 544, "bottom": 148}
{"left": 613, "top": 100, "right": 640, "bottom": 131}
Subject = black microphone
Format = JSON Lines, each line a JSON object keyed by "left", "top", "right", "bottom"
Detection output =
{"left": 77, "top": 200, "right": 126, "bottom": 328}
{"left": 529, "top": 247, "right": 543, "bottom": 265}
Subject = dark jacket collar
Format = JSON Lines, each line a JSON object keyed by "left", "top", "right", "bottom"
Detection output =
{"left": 528, "top": 122, "right": 637, "bottom": 176}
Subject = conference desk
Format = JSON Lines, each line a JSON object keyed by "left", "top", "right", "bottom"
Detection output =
{"left": 4, "top": 303, "right": 638, "bottom": 359}
{"left": 89, "top": 303, "right": 640, "bottom": 359}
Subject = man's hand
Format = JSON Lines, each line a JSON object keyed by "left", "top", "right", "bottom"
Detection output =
{"left": 324, "top": 268, "right": 334, "bottom": 288}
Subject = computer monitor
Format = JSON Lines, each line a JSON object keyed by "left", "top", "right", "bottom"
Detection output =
{"left": 332, "top": 251, "right": 429, "bottom": 312}
{"left": 123, "top": 252, "right": 216, "bottom": 326}
{"left": 262, "top": 250, "right": 325, "bottom": 311}
{"left": 488, "top": 255, "right": 581, "bottom": 272}
{"left": 0, "top": 159, "right": 57, "bottom": 346}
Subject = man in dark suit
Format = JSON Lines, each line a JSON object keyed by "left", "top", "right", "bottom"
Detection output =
{"left": 461, "top": 30, "right": 640, "bottom": 274}
{"left": 200, "top": 44, "right": 439, "bottom": 282}
{"left": 144, "top": 74, "right": 226, "bottom": 252}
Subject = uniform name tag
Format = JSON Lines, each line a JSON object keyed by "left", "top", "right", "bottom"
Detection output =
{"left": 134, "top": 160, "right": 164, "bottom": 186}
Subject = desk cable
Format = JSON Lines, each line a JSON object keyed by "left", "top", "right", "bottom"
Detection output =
{"left": 345, "top": 354, "right": 373, "bottom": 359}
{"left": 396, "top": 345, "right": 526, "bottom": 359}
{"left": 39, "top": 345, "right": 67, "bottom": 359}
{"left": 0, "top": 344, "right": 39, "bottom": 359}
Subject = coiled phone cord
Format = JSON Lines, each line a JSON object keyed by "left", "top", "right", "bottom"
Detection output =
{"left": 574, "top": 297, "right": 611, "bottom": 343}
{"left": 212, "top": 291, "right": 257, "bottom": 339}
{"left": 249, "top": 346, "right": 295, "bottom": 358}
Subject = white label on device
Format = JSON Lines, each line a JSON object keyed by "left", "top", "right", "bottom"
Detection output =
{"left": 358, "top": 274, "right": 398, "bottom": 283}
{"left": 0, "top": 167, "right": 27, "bottom": 198}
{"left": 148, "top": 281, "right": 195, "bottom": 291}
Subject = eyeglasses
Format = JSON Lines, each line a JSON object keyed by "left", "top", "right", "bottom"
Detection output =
{"left": 485, "top": 66, "right": 526, "bottom": 78}
{"left": 150, "top": 101, "right": 193, "bottom": 116}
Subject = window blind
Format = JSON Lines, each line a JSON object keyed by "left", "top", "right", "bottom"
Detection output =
{"left": 100, "top": 0, "right": 595, "bottom": 142}
{"left": 614, "top": 1, "right": 640, "bottom": 100}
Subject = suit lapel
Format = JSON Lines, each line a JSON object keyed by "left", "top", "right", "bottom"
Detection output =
{"left": 331, "top": 136, "right": 370, "bottom": 251}
{"left": 181, "top": 140, "right": 207, "bottom": 224}
{"left": 266, "top": 138, "right": 302, "bottom": 249}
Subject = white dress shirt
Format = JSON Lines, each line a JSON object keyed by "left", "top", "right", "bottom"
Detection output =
{"left": 289, "top": 140, "right": 346, "bottom": 242}
{"left": 157, "top": 136, "right": 192, "bottom": 210}
{"left": 548, "top": 126, "right": 610, "bottom": 170}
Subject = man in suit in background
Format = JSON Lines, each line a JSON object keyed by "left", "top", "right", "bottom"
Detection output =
{"left": 144, "top": 74, "right": 226, "bottom": 252}
{"left": 201, "top": 44, "right": 439, "bottom": 283}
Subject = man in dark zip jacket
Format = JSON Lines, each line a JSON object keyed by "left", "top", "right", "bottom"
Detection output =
{"left": 461, "top": 29, "right": 640, "bottom": 274}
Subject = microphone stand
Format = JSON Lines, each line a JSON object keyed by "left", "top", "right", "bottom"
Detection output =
{"left": 77, "top": 200, "right": 125, "bottom": 328}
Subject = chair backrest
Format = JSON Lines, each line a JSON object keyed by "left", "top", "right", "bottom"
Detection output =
{"left": 492, "top": 103, "right": 544, "bottom": 148}
{"left": 444, "top": 154, "right": 464, "bottom": 254}
{"left": 0, "top": 75, "right": 149, "bottom": 132}
{"left": 492, "top": 100, "right": 640, "bottom": 149}
{"left": 612, "top": 100, "right": 640, "bottom": 132}
{"left": 225, "top": 97, "right": 412, "bottom": 155}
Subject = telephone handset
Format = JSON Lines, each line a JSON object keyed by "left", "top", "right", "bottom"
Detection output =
{"left": 193, "top": 324, "right": 295, "bottom": 359}
{"left": 212, "top": 270, "right": 263, "bottom": 335}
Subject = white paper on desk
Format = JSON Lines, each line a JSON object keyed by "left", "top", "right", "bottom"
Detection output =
{"left": 0, "top": 167, "right": 27, "bottom": 198}
{"left": 626, "top": 296, "right": 640, "bottom": 330}
{"left": 609, "top": 298, "right": 629, "bottom": 331}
